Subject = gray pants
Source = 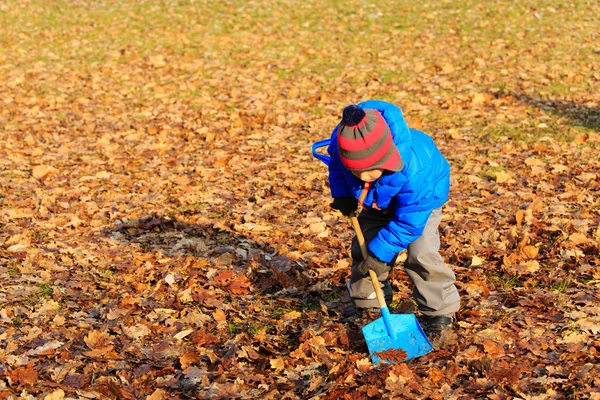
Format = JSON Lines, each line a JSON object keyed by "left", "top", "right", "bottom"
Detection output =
{"left": 348, "top": 207, "right": 460, "bottom": 317}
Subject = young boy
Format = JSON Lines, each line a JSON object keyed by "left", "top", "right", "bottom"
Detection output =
{"left": 326, "top": 100, "right": 460, "bottom": 337}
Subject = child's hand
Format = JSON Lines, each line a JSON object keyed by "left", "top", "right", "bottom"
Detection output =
{"left": 357, "top": 254, "right": 389, "bottom": 276}
{"left": 330, "top": 197, "right": 358, "bottom": 216}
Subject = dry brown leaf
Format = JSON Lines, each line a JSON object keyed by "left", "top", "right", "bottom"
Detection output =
{"left": 494, "top": 171, "right": 515, "bottom": 184}
{"left": 8, "top": 364, "right": 38, "bottom": 386}
{"left": 147, "top": 389, "right": 167, "bottom": 400}
{"left": 1, "top": 2, "right": 598, "bottom": 397}
{"left": 213, "top": 309, "right": 227, "bottom": 324}
{"left": 32, "top": 165, "right": 58, "bottom": 180}
{"left": 521, "top": 245, "right": 539, "bottom": 259}
{"left": 569, "top": 232, "right": 589, "bottom": 245}
{"left": 270, "top": 358, "right": 285, "bottom": 370}
{"left": 471, "top": 255, "right": 483, "bottom": 266}
{"left": 45, "top": 390, "right": 65, "bottom": 400}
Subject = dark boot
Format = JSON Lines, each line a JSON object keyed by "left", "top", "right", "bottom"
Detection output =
{"left": 420, "top": 314, "right": 454, "bottom": 337}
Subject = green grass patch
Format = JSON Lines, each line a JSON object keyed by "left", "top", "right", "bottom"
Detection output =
{"left": 227, "top": 320, "right": 244, "bottom": 336}
{"left": 308, "top": 107, "right": 325, "bottom": 116}
{"left": 503, "top": 275, "right": 525, "bottom": 289}
{"left": 480, "top": 165, "right": 505, "bottom": 181}
{"left": 38, "top": 283, "right": 53, "bottom": 298}
{"left": 486, "top": 272, "right": 524, "bottom": 290}
{"left": 12, "top": 316, "right": 23, "bottom": 329}
{"left": 248, "top": 322, "right": 271, "bottom": 335}
{"left": 320, "top": 291, "right": 340, "bottom": 302}
{"left": 551, "top": 279, "right": 570, "bottom": 293}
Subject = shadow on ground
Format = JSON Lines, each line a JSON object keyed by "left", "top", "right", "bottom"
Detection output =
{"left": 512, "top": 92, "right": 600, "bottom": 130}
{"left": 101, "top": 213, "right": 352, "bottom": 317}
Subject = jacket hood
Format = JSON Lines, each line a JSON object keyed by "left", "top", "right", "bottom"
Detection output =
{"left": 357, "top": 100, "right": 412, "bottom": 160}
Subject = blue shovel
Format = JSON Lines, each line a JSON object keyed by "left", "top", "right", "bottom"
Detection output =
{"left": 350, "top": 215, "right": 433, "bottom": 364}
{"left": 311, "top": 139, "right": 432, "bottom": 363}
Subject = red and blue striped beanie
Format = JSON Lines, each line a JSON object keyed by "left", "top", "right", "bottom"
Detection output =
{"left": 337, "top": 105, "right": 403, "bottom": 173}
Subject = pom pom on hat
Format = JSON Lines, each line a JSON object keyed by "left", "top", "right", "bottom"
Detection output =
{"left": 337, "top": 105, "right": 403, "bottom": 173}
{"left": 341, "top": 104, "right": 366, "bottom": 126}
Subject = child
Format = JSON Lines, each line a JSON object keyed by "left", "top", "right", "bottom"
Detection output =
{"left": 326, "top": 100, "right": 460, "bottom": 337}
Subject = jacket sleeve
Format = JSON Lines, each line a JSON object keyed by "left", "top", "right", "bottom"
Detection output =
{"left": 367, "top": 168, "right": 438, "bottom": 262}
{"left": 327, "top": 127, "right": 354, "bottom": 198}
{"left": 368, "top": 208, "right": 433, "bottom": 263}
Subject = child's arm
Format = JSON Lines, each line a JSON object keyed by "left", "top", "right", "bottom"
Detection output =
{"left": 368, "top": 208, "right": 434, "bottom": 263}
{"left": 367, "top": 167, "right": 445, "bottom": 263}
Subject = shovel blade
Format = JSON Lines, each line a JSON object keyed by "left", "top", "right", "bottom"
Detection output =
{"left": 362, "top": 313, "right": 432, "bottom": 364}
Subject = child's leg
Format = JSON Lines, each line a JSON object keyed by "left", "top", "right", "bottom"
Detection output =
{"left": 347, "top": 210, "right": 395, "bottom": 310}
{"left": 404, "top": 207, "right": 460, "bottom": 316}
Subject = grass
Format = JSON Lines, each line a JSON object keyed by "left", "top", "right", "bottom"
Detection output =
{"left": 480, "top": 165, "right": 505, "bottom": 181}
{"left": 486, "top": 273, "right": 524, "bottom": 290}
{"left": 248, "top": 323, "right": 269, "bottom": 336}
{"left": 551, "top": 279, "right": 570, "bottom": 293}
{"left": 1, "top": 0, "right": 598, "bottom": 398}
{"left": 178, "top": 202, "right": 207, "bottom": 215}
{"left": 503, "top": 275, "right": 524, "bottom": 289}
{"left": 0, "top": 172, "right": 16, "bottom": 179}
{"left": 308, "top": 107, "right": 325, "bottom": 116}
{"left": 321, "top": 291, "right": 340, "bottom": 302}
{"left": 12, "top": 316, "right": 23, "bottom": 328}
{"left": 38, "top": 283, "right": 53, "bottom": 298}
{"left": 227, "top": 320, "right": 244, "bottom": 336}
{"left": 2, "top": 1, "right": 597, "bottom": 143}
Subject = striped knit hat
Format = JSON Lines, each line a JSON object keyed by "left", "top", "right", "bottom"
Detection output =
{"left": 337, "top": 105, "right": 403, "bottom": 173}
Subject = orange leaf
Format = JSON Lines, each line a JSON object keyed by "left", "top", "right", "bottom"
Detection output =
{"left": 521, "top": 245, "right": 539, "bottom": 259}
{"left": 180, "top": 352, "right": 200, "bottom": 369}
{"left": 8, "top": 364, "right": 38, "bottom": 386}
{"left": 228, "top": 274, "right": 252, "bottom": 294}
{"left": 214, "top": 270, "right": 235, "bottom": 285}
{"left": 481, "top": 339, "right": 505, "bottom": 358}
{"left": 515, "top": 209, "right": 524, "bottom": 226}
{"left": 212, "top": 309, "right": 227, "bottom": 323}
{"left": 569, "top": 232, "right": 588, "bottom": 245}
{"left": 270, "top": 358, "right": 285, "bottom": 370}
{"left": 84, "top": 330, "right": 112, "bottom": 350}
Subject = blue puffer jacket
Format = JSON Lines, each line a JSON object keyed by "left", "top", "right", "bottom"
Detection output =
{"left": 327, "top": 100, "right": 450, "bottom": 263}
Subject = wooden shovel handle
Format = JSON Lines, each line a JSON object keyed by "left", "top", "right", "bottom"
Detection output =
{"left": 350, "top": 216, "right": 388, "bottom": 310}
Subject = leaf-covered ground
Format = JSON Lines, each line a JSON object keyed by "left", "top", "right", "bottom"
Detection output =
{"left": 1, "top": 0, "right": 599, "bottom": 398}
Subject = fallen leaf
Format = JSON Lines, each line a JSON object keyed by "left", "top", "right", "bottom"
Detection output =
{"left": 282, "top": 311, "right": 302, "bottom": 321}
{"left": 123, "top": 324, "right": 151, "bottom": 340}
{"left": 7, "top": 364, "right": 38, "bottom": 386}
{"left": 569, "top": 232, "right": 588, "bottom": 245}
{"left": 174, "top": 329, "right": 195, "bottom": 341}
{"left": 575, "top": 318, "right": 600, "bottom": 334}
{"left": 95, "top": 171, "right": 112, "bottom": 179}
{"left": 521, "top": 245, "right": 539, "bottom": 259}
{"left": 270, "top": 358, "right": 285, "bottom": 370}
{"left": 164, "top": 273, "right": 176, "bottom": 285}
{"left": 481, "top": 339, "right": 505, "bottom": 357}
{"left": 494, "top": 171, "right": 516, "bottom": 184}
{"left": 180, "top": 352, "right": 200, "bottom": 369}
{"left": 213, "top": 309, "right": 227, "bottom": 324}
{"left": 471, "top": 255, "right": 483, "bottom": 266}
{"left": 45, "top": 389, "right": 65, "bottom": 400}
{"left": 32, "top": 165, "right": 58, "bottom": 180}
{"left": 7, "top": 244, "right": 28, "bottom": 252}
{"left": 147, "top": 389, "right": 166, "bottom": 400}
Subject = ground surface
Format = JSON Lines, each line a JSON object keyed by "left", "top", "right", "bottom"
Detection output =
{"left": 1, "top": 0, "right": 599, "bottom": 398}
